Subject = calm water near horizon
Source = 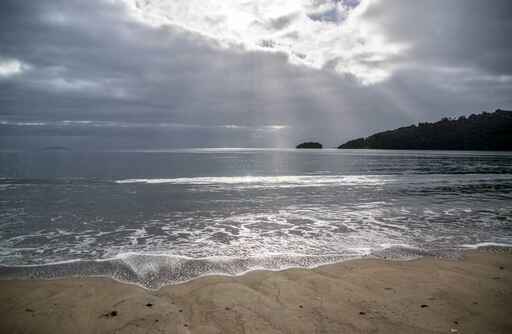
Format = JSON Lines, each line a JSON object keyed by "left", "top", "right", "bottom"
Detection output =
{"left": 1, "top": 148, "right": 511, "bottom": 288}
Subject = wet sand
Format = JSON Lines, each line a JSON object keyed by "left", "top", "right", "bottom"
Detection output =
{"left": 0, "top": 249, "right": 511, "bottom": 334}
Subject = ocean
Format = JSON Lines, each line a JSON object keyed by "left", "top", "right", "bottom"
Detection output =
{"left": 0, "top": 148, "right": 511, "bottom": 288}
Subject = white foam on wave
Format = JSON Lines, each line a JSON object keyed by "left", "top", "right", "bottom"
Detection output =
{"left": 115, "top": 175, "right": 390, "bottom": 187}
{"left": 460, "top": 242, "right": 512, "bottom": 249}
{"left": 2, "top": 240, "right": 511, "bottom": 289}
{"left": 115, "top": 173, "right": 512, "bottom": 186}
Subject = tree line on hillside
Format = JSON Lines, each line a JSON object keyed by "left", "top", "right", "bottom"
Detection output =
{"left": 338, "top": 109, "right": 512, "bottom": 151}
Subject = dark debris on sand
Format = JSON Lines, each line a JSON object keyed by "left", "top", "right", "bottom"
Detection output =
{"left": 102, "top": 310, "right": 118, "bottom": 318}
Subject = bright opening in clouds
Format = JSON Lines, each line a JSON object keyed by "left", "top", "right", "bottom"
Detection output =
{"left": 125, "top": 0, "right": 407, "bottom": 84}
{"left": 0, "top": 58, "right": 29, "bottom": 78}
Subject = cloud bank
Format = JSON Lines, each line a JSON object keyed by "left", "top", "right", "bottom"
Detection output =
{"left": 0, "top": 0, "right": 511, "bottom": 149}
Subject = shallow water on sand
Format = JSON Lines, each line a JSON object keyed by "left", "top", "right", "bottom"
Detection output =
{"left": 0, "top": 149, "right": 511, "bottom": 288}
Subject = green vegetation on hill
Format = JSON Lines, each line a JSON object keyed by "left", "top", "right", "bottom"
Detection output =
{"left": 296, "top": 142, "right": 323, "bottom": 149}
{"left": 338, "top": 109, "right": 512, "bottom": 151}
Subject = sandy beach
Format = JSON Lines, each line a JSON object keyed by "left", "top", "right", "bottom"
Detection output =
{"left": 0, "top": 249, "right": 511, "bottom": 334}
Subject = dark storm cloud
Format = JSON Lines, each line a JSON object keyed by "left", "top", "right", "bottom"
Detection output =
{"left": 360, "top": 0, "right": 512, "bottom": 76}
{"left": 0, "top": 0, "right": 511, "bottom": 149}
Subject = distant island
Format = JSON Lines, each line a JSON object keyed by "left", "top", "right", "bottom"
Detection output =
{"left": 338, "top": 109, "right": 512, "bottom": 151}
{"left": 41, "top": 146, "right": 72, "bottom": 151}
{"left": 296, "top": 142, "right": 322, "bottom": 149}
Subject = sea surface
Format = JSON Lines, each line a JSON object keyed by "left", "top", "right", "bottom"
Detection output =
{"left": 1, "top": 148, "right": 511, "bottom": 288}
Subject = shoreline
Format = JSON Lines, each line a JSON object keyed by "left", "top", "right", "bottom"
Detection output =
{"left": 1, "top": 245, "right": 511, "bottom": 290}
{"left": 1, "top": 249, "right": 511, "bottom": 333}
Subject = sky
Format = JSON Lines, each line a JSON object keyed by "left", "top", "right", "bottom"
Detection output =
{"left": 1, "top": 0, "right": 512, "bottom": 149}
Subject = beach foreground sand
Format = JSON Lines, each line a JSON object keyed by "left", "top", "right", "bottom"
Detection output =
{"left": 0, "top": 250, "right": 511, "bottom": 334}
